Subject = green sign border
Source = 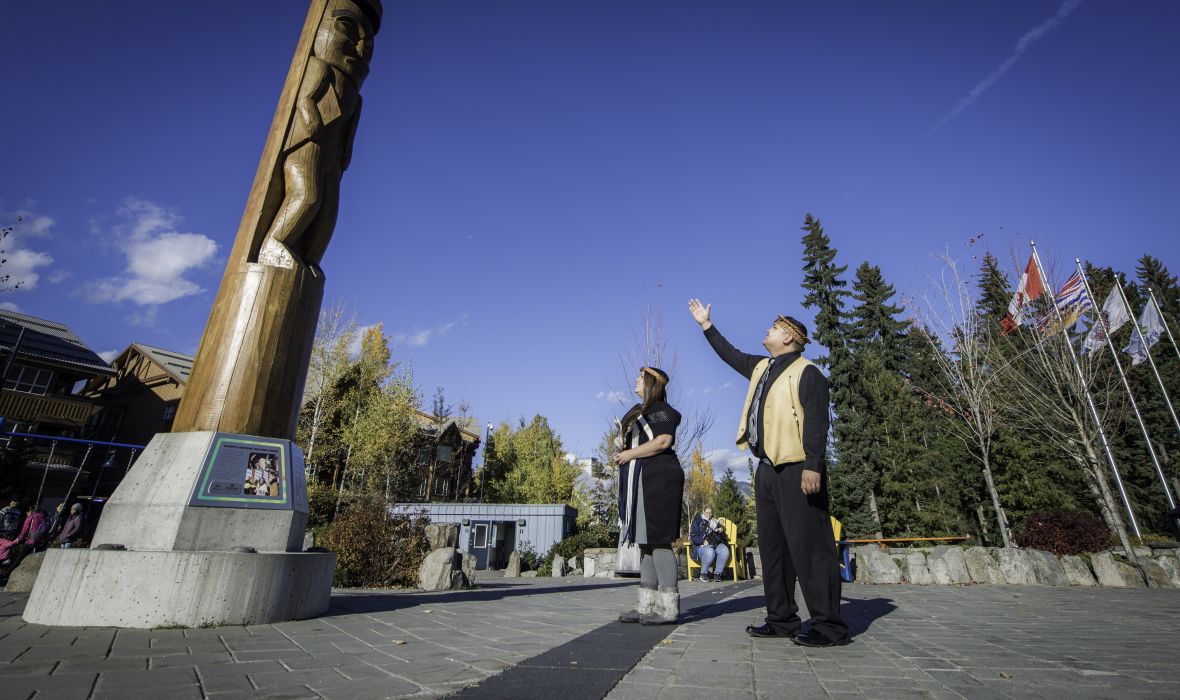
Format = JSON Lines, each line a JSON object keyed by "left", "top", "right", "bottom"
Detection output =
{"left": 190, "top": 433, "right": 290, "bottom": 508}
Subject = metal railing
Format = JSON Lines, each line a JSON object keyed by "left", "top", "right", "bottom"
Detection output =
{"left": 0, "top": 417, "right": 145, "bottom": 511}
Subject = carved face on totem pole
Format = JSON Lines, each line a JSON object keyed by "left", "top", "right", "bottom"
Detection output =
{"left": 314, "top": 1, "right": 375, "bottom": 86}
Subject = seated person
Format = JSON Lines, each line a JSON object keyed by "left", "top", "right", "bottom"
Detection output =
{"left": 690, "top": 506, "right": 730, "bottom": 581}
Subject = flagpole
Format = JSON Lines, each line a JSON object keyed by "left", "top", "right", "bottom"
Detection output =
{"left": 1147, "top": 287, "right": 1180, "bottom": 365}
{"left": 1078, "top": 262, "right": 1176, "bottom": 514}
{"left": 1030, "top": 243, "right": 1140, "bottom": 538}
{"left": 1116, "top": 280, "right": 1180, "bottom": 456}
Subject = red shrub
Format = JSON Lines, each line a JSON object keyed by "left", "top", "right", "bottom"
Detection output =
{"left": 1014, "top": 511, "right": 1112, "bottom": 555}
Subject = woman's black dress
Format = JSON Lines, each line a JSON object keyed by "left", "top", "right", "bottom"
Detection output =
{"left": 618, "top": 400, "right": 684, "bottom": 546}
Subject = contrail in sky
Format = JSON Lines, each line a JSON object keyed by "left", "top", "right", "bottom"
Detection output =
{"left": 928, "top": 0, "right": 1085, "bottom": 135}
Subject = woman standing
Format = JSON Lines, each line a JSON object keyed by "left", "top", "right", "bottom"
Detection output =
{"left": 616, "top": 367, "right": 684, "bottom": 625}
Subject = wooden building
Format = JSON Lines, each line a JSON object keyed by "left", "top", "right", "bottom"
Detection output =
{"left": 81, "top": 343, "right": 193, "bottom": 447}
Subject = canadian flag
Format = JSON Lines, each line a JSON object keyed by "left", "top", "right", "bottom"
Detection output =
{"left": 1000, "top": 255, "right": 1045, "bottom": 335}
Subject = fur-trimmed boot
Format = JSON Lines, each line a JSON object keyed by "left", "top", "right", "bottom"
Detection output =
{"left": 619, "top": 586, "right": 657, "bottom": 623}
{"left": 640, "top": 586, "right": 680, "bottom": 625}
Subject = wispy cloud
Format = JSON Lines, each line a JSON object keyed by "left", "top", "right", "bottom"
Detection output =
{"left": 81, "top": 198, "right": 219, "bottom": 317}
{"left": 595, "top": 389, "right": 628, "bottom": 403}
{"left": 0, "top": 301, "right": 23, "bottom": 313}
{"left": 1, "top": 204, "right": 57, "bottom": 291}
{"left": 703, "top": 448, "right": 757, "bottom": 480}
{"left": 97, "top": 349, "right": 121, "bottom": 363}
{"left": 929, "top": 0, "right": 1085, "bottom": 134}
{"left": 391, "top": 315, "right": 468, "bottom": 348}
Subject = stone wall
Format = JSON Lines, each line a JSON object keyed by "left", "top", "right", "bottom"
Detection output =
{"left": 851, "top": 545, "right": 1180, "bottom": 589}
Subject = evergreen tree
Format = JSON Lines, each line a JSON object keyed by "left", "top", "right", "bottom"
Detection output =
{"left": 712, "top": 467, "right": 753, "bottom": 546}
{"left": 800, "top": 213, "right": 851, "bottom": 367}
{"left": 1137, "top": 255, "right": 1180, "bottom": 317}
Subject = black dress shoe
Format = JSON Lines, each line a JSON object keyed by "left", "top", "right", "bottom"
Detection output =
{"left": 745, "top": 623, "right": 797, "bottom": 639}
{"left": 791, "top": 631, "right": 849, "bottom": 648}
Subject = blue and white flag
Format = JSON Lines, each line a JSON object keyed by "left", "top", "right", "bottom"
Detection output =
{"left": 1123, "top": 298, "right": 1165, "bottom": 366}
{"left": 1038, "top": 270, "right": 1091, "bottom": 336}
{"left": 1082, "top": 287, "right": 1131, "bottom": 355}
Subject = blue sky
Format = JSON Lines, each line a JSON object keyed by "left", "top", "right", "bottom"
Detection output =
{"left": 2, "top": 1, "right": 1178, "bottom": 477}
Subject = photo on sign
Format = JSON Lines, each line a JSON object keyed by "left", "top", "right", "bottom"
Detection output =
{"left": 243, "top": 452, "right": 280, "bottom": 498}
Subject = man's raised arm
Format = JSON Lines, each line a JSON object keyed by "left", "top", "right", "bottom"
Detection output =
{"left": 688, "top": 298, "right": 762, "bottom": 379}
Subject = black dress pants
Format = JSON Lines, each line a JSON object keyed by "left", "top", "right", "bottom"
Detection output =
{"left": 755, "top": 459, "right": 848, "bottom": 642}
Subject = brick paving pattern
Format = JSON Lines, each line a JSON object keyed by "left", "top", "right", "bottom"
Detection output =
{"left": 2, "top": 576, "right": 1178, "bottom": 699}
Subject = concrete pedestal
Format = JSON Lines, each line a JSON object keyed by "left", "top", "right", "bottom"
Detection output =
{"left": 22, "top": 549, "right": 335, "bottom": 627}
{"left": 24, "top": 431, "right": 334, "bottom": 628}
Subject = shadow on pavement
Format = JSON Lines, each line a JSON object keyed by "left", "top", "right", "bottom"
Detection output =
{"left": 841, "top": 596, "right": 898, "bottom": 634}
{"left": 323, "top": 580, "right": 635, "bottom": 616}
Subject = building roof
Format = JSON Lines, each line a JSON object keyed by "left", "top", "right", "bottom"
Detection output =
{"left": 413, "top": 410, "right": 482, "bottom": 442}
{"left": 129, "top": 343, "right": 194, "bottom": 385}
{"left": 0, "top": 309, "right": 115, "bottom": 376}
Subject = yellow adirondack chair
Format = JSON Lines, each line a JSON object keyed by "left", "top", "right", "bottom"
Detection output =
{"left": 685, "top": 517, "right": 744, "bottom": 581}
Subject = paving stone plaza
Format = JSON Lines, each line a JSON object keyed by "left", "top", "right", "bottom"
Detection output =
{"left": 2, "top": 574, "right": 1177, "bottom": 699}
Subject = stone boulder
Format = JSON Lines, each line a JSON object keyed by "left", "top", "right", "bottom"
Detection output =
{"left": 964, "top": 547, "right": 1004, "bottom": 585}
{"left": 1091, "top": 551, "right": 1145, "bottom": 587}
{"left": 1060, "top": 556, "right": 1097, "bottom": 586}
{"left": 1140, "top": 559, "right": 1176, "bottom": 589}
{"left": 927, "top": 546, "right": 971, "bottom": 585}
{"left": 568, "top": 568, "right": 584, "bottom": 576}
{"left": 583, "top": 556, "right": 596, "bottom": 577}
{"left": 504, "top": 551, "right": 521, "bottom": 577}
{"left": 551, "top": 554, "right": 566, "bottom": 577}
{"left": 1155, "top": 555, "right": 1180, "bottom": 587}
{"left": 2, "top": 551, "right": 45, "bottom": 592}
{"left": 418, "top": 548, "right": 457, "bottom": 591}
{"left": 418, "top": 548, "right": 475, "bottom": 591}
{"left": 521, "top": 570, "right": 538, "bottom": 577}
{"left": 994, "top": 548, "right": 1037, "bottom": 585}
{"left": 852, "top": 546, "right": 879, "bottom": 584}
{"left": 858, "top": 549, "right": 902, "bottom": 584}
{"left": 1025, "top": 549, "right": 1069, "bottom": 586}
{"left": 425, "top": 523, "right": 459, "bottom": 551}
{"left": 899, "top": 552, "right": 934, "bottom": 585}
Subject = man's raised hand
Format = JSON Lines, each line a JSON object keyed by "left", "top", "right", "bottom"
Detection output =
{"left": 688, "top": 299, "right": 712, "bottom": 330}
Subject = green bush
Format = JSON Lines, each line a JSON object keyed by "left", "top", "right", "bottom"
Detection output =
{"left": 517, "top": 541, "right": 542, "bottom": 572}
{"left": 319, "top": 495, "right": 429, "bottom": 587}
{"left": 305, "top": 479, "right": 339, "bottom": 529}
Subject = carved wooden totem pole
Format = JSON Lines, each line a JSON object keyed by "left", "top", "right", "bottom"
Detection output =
{"left": 24, "top": 0, "right": 384, "bottom": 629}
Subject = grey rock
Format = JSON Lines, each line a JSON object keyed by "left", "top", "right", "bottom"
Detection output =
{"left": 1155, "top": 555, "right": 1180, "bottom": 587}
{"left": 583, "top": 556, "right": 596, "bottom": 577}
{"left": 996, "top": 548, "right": 1038, "bottom": 585}
{"left": 2, "top": 551, "right": 45, "bottom": 592}
{"left": 424, "top": 523, "right": 459, "bottom": 550}
{"left": 418, "top": 548, "right": 456, "bottom": 591}
{"left": 568, "top": 568, "right": 584, "bottom": 576}
{"left": 302, "top": 530, "right": 315, "bottom": 551}
{"left": 900, "top": 552, "right": 934, "bottom": 585}
{"left": 551, "top": 554, "right": 566, "bottom": 577}
{"left": 1140, "top": 559, "right": 1176, "bottom": 589}
{"left": 852, "top": 545, "right": 880, "bottom": 584}
{"left": 521, "top": 570, "right": 538, "bottom": 577}
{"left": 927, "top": 546, "right": 971, "bottom": 585}
{"left": 964, "top": 547, "right": 1004, "bottom": 584}
{"left": 1025, "top": 549, "right": 1070, "bottom": 586}
{"left": 860, "top": 549, "right": 902, "bottom": 584}
{"left": 504, "top": 551, "right": 521, "bottom": 577}
{"left": 457, "top": 550, "right": 476, "bottom": 587}
{"left": 1060, "top": 556, "right": 1097, "bottom": 586}
{"left": 1091, "top": 551, "right": 1146, "bottom": 587}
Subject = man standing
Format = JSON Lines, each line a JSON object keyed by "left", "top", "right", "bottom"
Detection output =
{"left": 689, "top": 299, "right": 848, "bottom": 647}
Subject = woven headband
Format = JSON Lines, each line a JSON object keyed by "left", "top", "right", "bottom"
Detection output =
{"left": 641, "top": 367, "right": 668, "bottom": 385}
{"left": 774, "top": 316, "right": 810, "bottom": 345}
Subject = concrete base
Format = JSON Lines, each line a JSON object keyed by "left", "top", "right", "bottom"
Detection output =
{"left": 95, "top": 432, "right": 307, "bottom": 554}
{"left": 23, "top": 548, "right": 335, "bottom": 628}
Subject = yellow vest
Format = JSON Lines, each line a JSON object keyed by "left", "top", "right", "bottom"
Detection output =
{"left": 735, "top": 356, "right": 814, "bottom": 465}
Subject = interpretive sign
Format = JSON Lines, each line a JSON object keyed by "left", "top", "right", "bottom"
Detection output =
{"left": 189, "top": 432, "right": 298, "bottom": 510}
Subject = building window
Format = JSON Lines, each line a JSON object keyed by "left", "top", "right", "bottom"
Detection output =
{"left": 417, "top": 445, "right": 432, "bottom": 466}
{"left": 432, "top": 475, "right": 450, "bottom": 498}
{"left": 0, "top": 421, "right": 22, "bottom": 448}
{"left": 436, "top": 445, "right": 453, "bottom": 464}
{"left": 473, "top": 523, "right": 488, "bottom": 548}
{"left": 417, "top": 478, "right": 428, "bottom": 497}
{"left": 3, "top": 365, "right": 53, "bottom": 395}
